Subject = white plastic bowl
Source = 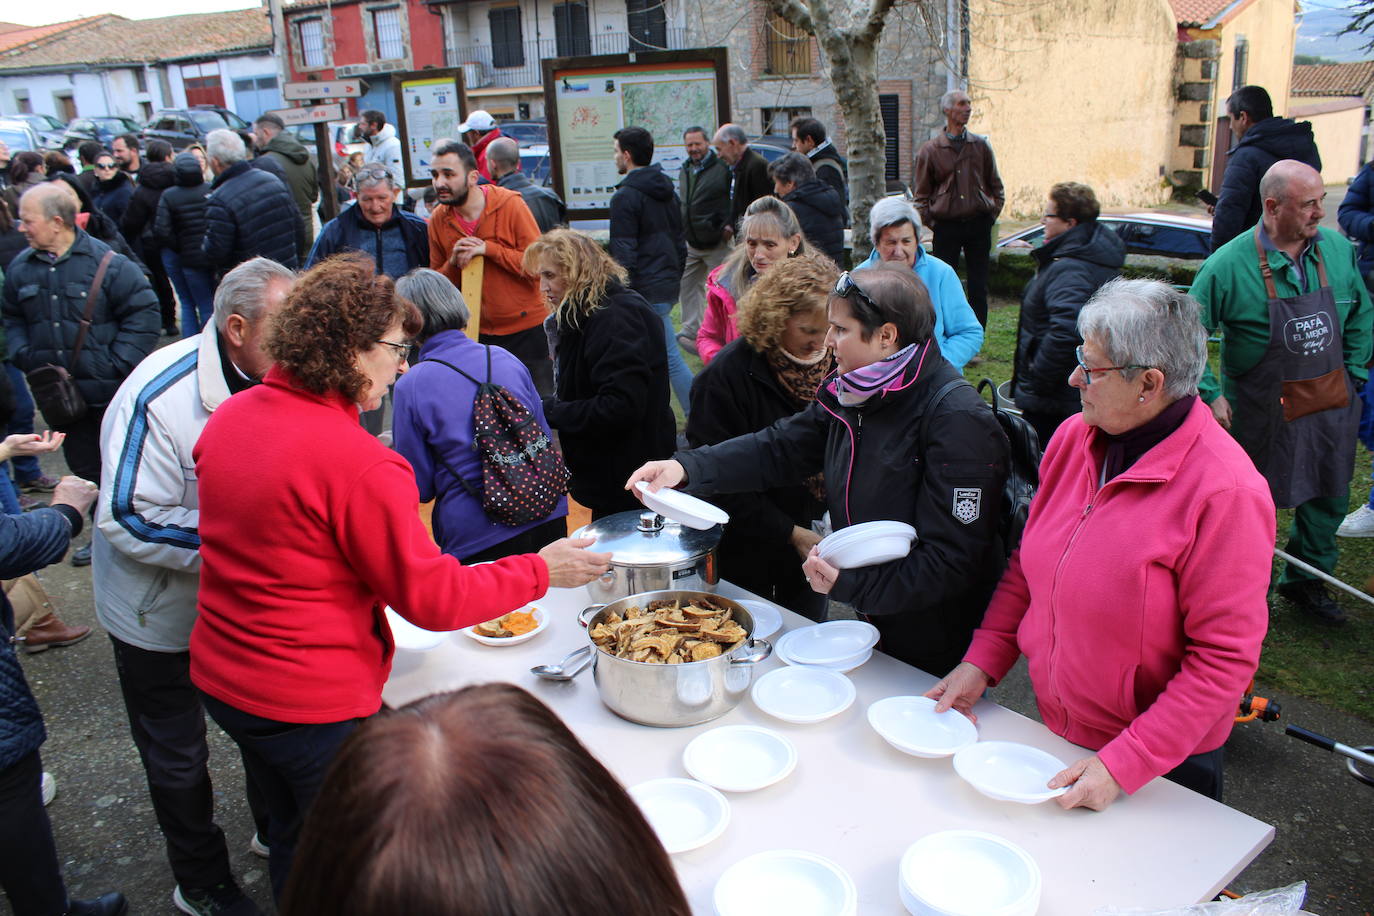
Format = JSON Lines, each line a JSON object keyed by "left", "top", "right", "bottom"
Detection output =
{"left": 751, "top": 665, "right": 856, "bottom": 724}
{"left": 628, "top": 777, "right": 730, "bottom": 854}
{"left": 899, "top": 830, "right": 1041, "bottom": 915}
{"left": 952, "top": 741, "right": 1069, "bottom": 804}
{"left": 867, "top": 696, "right": 978, "bottom": 758}
{"left": 714, "top": 849, "right": 858, "bottom": 916}
{"left": 383, "top": 607, "right": 453, "bottom": 651}
{"left": 462, "top": 605, "right": 548, "bottom": 647}
{"left": 817, "top": 521, "right": 916, "bottom": 569}
{"left": 777, "top": 621, "right": 880, "bottom": 666}
{"left": 776, "top": 640, "right": 873, "bottom": 674}
{"left": 683, "top": 725, "right": 797, "bottom": 792}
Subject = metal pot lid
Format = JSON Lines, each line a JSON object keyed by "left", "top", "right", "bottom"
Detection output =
{"left": 574, "top": 510, "right": 721, "bottom": 566}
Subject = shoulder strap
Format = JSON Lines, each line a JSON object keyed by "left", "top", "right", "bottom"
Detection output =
{"left": 422, "top": 356, "right": 481, "bottom": 386}
{"left": 919, "top": 378, "right": 972, "bottom": 447}
{"left": 71, "top": 250, "right": 115, "bottom": 367}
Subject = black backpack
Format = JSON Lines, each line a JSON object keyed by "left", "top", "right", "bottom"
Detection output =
{"left": 920, "top": 377, "right": 1042, "bottom": 558}
{"left": 423, "top": 349, "right": 569, "bottom": 527}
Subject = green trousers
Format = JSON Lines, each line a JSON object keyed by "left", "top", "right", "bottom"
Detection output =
{"left": 1279, "top": 493, "right": 1350, "bottom": 583}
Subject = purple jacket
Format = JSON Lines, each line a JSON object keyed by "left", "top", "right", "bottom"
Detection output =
{"left": 393, "top": 330, "right": 567, "bottom": 559}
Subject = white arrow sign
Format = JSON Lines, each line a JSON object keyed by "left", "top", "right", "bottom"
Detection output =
{"left": 283, "top": 79, "right": 364, "bottom": 101}
{"left": 263, "top": 103, "right": 346, "bottom": 126}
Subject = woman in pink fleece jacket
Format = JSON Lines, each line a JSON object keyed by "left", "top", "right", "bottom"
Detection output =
{"left": 929, "top": 278, "right": 1275, "bottom": 811}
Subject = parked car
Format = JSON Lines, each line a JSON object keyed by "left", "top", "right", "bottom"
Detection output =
{"left": 141, "top": 106, "right": 250, "bottom": 151}
{"left": 997, "top": 212, "right": 1213, "bottom": 261}
{"left": 8, "top": 114, "right": 67, "bottom": 150}
{"left": 519, "top": 145, "right": 552, "bottom": 186}
{"left": 500, "top": 120, "right": 547, "bottom": 147}
{"left": 289, "top": 120, "right": 365, "bottom": 168}
{"left": 751, "top": 139, "right": 792, "bottom": 164}
{"left": 61, "top": 115, "right": 142, "bottom": 152}
{"left": 0, "top": 119, "right": 42, "bottom": 153}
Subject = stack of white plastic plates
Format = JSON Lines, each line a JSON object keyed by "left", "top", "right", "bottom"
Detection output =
{"left": 867, "top": 696, "right": 978, "bottom": 758}
{"left": 683, "top": 725, "right": 798, "bottom": 792}
{"left": 775, "top": 621, "right": 880, "bottom": 673}
{"left": 714, "top": 849, "right": 858, "bottom": 916}
{"left": 635, "top": 481, "right": 729, "bottom": 530}
{"left": 816, "top": 521, "right": 916, "bottom": 569}
{"left": 952, "top": 741, "right": 1069, "bottom": 804}
{"left": 628, "top": 777, "right": 730, "bottom": 854}
{"left": 899, "top": 830, "right": 1041, "bottom": 915}
{"left": 383, "top": 607, "right": 452, "bottom": 651}
{"left": 751, "top": 666, "right": 856, "bottom": 724}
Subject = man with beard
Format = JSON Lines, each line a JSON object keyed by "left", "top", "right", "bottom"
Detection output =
{"left": 427, "top": 139, "right": 551, "bottom": 394}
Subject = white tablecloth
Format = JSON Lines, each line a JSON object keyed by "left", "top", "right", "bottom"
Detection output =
{"left": 383, "top": 581, "right": 1274, "bottom": 914}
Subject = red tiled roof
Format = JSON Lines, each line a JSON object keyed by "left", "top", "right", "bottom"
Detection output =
{"left": 1171, "top": 0, "right": 1255, "bottom": 28}
{"left": 0, "top": 9, "right": 270, "bottom": 72}
{"left": 0, "top": 16, "right": 107, "bottom": 54}
{"left": 1291, "top": 61, "right": 1374, "bottom": 98}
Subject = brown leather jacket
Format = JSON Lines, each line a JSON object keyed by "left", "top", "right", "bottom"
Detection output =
{"left": 913, "top": 131, "right": 1005, "bottom": 226}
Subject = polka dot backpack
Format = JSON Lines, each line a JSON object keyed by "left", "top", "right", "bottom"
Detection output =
{"left": 424, "top": 347, "right": 568, "bottom": 526}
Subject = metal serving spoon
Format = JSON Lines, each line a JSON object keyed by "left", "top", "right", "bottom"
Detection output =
{"left": 530, "top": 645, "right": 593, "bottom": 681}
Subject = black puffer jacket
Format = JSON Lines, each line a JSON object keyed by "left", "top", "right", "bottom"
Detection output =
{"left": 92, "top": 171, "right": 134, "bottom": 229}
{"left": 1212, "top": 117, "right": 1322, "bottom": 249}
{"left": 1011, "top": 221, "right": 1126, "bottom": 416}
{"left": 678, "top": 349, "right": 1010, "bottom": 675}
{"left": 543, "top": 283, "right": 676, "bottom": 516}
{"left": 119, "top": 160, "right": 175, "bottom": 247}
{"left": 2, "top": 230, "right": 160, "bottom": 408}
{"left": 783, "top": 178, "right": 846, "bottom": 266}
{"left": 154, "top": 154, "right": 212, "bottom": 269}
{"left": 202, "top": 160, "right": 300, "bottom": 272}
{"left": 686, "top": 338, "right": 826, "bottom": 613}
{"left": 608, "top": 164, "right": 686, "bottom": 303}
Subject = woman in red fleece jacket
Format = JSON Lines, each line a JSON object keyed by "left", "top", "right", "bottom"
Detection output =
{"left": 190, "top": 255, "right": 609, "bottom": 901}
{"left": 928, "top": 278, "right": 1275, "bottom": 811}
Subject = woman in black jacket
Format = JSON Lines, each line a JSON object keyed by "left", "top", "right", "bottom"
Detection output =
{"left": 525, "top": 228, "right": 675, "bottom": 519}
{"left": 154, "top": 153, "right": 215, "bottom": 335}
{"left": 90, "top": 152, "right": 134, "bottom": 229}
{"left": 631, "top": 265, "right": 1010, "bottom": 676}
{"left": 769, "top": 152, "right": 847, "bottom": 267}
{"left": 120, "top": 140, "right": 178, "bottom": 336}
{"left": 686, "top": 252, "right": 836, "bottom": 617}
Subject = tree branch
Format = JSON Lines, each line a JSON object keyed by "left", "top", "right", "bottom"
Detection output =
{"left": 764, "top": 0, "right": 815, "bottom": 36}
{"left": 858, "top": 0, "right": 899, "bottom": 44}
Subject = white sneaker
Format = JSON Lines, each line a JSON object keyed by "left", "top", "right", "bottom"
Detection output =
{"left": 1337, "top": 504, "right": 1374, "bottom": 537}
{"left": 249, "top": 832, "right": 269, "bottom": 858}
{"left": 41, "top": 771, "right": 55, "bottom": 806}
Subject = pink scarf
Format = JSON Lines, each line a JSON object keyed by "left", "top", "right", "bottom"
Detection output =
{"left": 828, "top": 340, "right": 930, "bottom": 406}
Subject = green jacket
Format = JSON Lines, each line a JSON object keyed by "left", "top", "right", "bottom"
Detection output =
{"left": 1192, "top": 225, "right": 1372, "bottom": 403}
{"left": 262, "top": 132, "right": 319, "bottom": 256}
{"left": 679, "top": 151, "right": 731, "bottom": 249}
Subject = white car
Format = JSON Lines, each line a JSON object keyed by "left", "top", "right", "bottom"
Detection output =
{"left": 998, "top": 212, "right": 1213, "bottom": 260}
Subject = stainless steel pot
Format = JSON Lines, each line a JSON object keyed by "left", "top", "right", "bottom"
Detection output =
{"left": 574, "top": 511, "right": 720, "bottom": 603}
{"left": 578, "top": 590, "right": 772, "bottom": 728}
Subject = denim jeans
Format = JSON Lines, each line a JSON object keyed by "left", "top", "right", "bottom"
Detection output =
{"left": 161, "top": 249, "right": 216, "bottom": 338}
{"left": 649, "top": 301, "right": 694, "bottom": 416}
{"left": 5, "top": 362, "right": 40, "bottom": 483}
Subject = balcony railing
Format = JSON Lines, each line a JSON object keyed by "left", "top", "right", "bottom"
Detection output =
{"left": 451, "top": 29, "right": 688, "bottom": 89}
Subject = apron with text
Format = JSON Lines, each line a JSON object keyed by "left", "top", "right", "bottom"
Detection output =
{"left": 1229, "top": 231, "right": 1359, "bottom": 508}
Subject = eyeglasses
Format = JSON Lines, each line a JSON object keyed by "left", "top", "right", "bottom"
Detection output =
{"left": 1074, "top": 346, "right": 1149, "bottom": 385}
{"left": 833, "top": 271, "right": 880, "bottom": 314}
{"left": 374, "top": 339, "right": 411, "bottom": 364}
{"left": 95, "top": 163, "right": 116, "bottom": 170}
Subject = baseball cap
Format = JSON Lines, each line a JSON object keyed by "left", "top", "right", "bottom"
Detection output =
{"left": 457, "top": 110, "right": 497, "bottom": 132}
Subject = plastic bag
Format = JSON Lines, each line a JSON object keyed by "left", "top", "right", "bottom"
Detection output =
{"left": 1093, "top": 882, "right": 1313, "bottom": 916}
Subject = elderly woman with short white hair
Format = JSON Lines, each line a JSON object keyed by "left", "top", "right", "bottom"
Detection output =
{"left": 856, "top": 197, "right": 983, "bottom": 367}
{"left": 928, "top": 278, "right": 1275, "bottom": 810}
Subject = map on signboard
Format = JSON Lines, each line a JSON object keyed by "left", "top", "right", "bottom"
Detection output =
{"left": 620, "top": 78, "right": 715, "bottom": 145}
{"left": 431, "top": 111, "right": 461, "bottom": 143}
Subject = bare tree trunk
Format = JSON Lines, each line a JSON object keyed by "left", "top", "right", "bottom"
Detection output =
{"left": 764, "top": 0, "right": 903, "bottom": 262}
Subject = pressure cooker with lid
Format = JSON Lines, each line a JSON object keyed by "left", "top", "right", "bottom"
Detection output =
{"left": 574, "top": 510, "right": 720, "bottom": 602}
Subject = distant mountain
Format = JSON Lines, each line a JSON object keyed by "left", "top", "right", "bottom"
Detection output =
{"left": 1297, "top": 4, "right": 1373, "bottom": 63}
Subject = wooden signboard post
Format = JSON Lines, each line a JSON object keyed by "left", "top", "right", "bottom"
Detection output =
{"left": 266, "top": 100, "right": 347, "bottom": 224}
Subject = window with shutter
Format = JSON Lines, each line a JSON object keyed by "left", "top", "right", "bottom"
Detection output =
{"left": 373, "top": 7, "right": 404, "bottom": 60}
{"left": 489, "top": 6, "right": 525, "bottom": 69}
{"left": 297, "top": 19, "right": 326, "bottom": 69}
{"left": 626, "top": 0, "right": 667, "bottom": 51}
{"left": 554, "top": 2, "right": 591, "bottom": 57}
{"left": 880, "top": 93, "right": 899, "bottom": 182}
{"left": 765, "top": 8, "right": 810, "bottom": 76}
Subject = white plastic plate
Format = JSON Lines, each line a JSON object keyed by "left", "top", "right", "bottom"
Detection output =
{"left": 713, "top": 849, "right": 858, "bottom": 916}
{"left": 775, "top": 638, "right": 872, "bottom": 674}
{"left": 462, "top": 605, "right": 548, "bottom": 647}
{"left": 635, "top": 481, "right": 729, "bottom": 530}
{"left": 867, "top": 696, "right": 978, "bottom": 758}
{"left": 817, "top": 521, "right": 916, "bottom": 570}
{"left": 776, "top": 621, "right": 880, "bottom": 666}
{"left": 953, "top": 740, "right": 1070, "bottom": 804}
{"left": 899, "top": 829, "right": 1041, "bottom": 916}
{"left": 735, "top": 599, "right": 783, "bottom": 640}
{"left": 628, "top": 777, "right": 730, "bottom": 854}
{"left": 383, "top": 606, "right": 453, "bottom": 651}
{"left": 683, "top": 725, "right": 797, "bottom": 792}
{"left": 751, "top": 665, "right": 856, "bottom": 725}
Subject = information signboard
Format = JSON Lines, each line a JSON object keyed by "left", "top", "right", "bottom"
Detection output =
{"left": 263, "top": 102, "right": 345, "bottom": 126}
{"left": 392, "top": 67, "right": 468, "bottom": 189}
{"left": 283, "top": 79, "right": 363, "bottom": 101}
{"left": 542, "top": 49, "right": 730, "bottom": 218}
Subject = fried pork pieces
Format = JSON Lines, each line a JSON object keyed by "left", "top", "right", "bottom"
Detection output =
{"left": 589, "top": 597, "right": 748, "bottom": 663}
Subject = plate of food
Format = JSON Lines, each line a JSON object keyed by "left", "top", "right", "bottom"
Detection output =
{"left": 464, "top": 605, "right": 548, "bottom": 646}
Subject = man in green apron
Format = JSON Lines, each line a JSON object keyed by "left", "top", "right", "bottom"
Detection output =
{"left": 1191, "top": 160, "right": 1373, "bottom": 624}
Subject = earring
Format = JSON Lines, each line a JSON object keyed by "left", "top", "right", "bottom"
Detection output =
{"left": 1138, "top": 396, "right": 1145, "bottom": 403}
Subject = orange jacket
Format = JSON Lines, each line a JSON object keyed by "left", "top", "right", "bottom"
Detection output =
{"left": 428, "top": 185, "right": 548, "bottom": 337}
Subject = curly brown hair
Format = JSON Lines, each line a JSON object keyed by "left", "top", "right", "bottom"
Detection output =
{"left": 522, "top": 228, "right": 627, "bottom": 330}
{"left": 267, "top": 254, "right": 421, "bottom": 402}
{"left": 736, "top": 250, "right": 838, "bottom": 353}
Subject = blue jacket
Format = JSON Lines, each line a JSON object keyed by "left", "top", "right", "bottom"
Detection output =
{"left": 307, "top": 202, "right": 429, "bottom": 279}
{"left": 392, "top": 330, "right": 566, "bottom": 559}
{"left": 0, "top": 508, "right": 76, "bottom": 770}
{"left": 201, "top": 160, "right": 300, "bottom": 272}
{"left": 1212, "top": 117, "right": 1321, "bottom": 250}
{"left": 858, "top": 246, "right": 984, "bottom": 368}
{"left": 1338, "top": 162, "right": 1374, "bottom": 280}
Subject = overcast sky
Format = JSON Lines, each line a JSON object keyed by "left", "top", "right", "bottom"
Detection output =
{"left": 10, "top": 0, "right": 259, "bottom": 28}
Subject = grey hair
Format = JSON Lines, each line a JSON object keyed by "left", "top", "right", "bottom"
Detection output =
{"left": 395, "top": 268, "right": 469, "bottom": 341}
{"left": 355, "top": 168, "right": 396, "bottom": 192}
{"left": 715, "top": 123, "right": 747, "bottom": 145}
{"left": 486, "top": 136, "right": 520, "bottom": 169}
{"left": 213, "top": 257, "right": 296, "bottom": 332}
{"left": 22, "top": 183, "right": 76, "bottom": 226}
{"left": 940, "top": 89, "right": 969, "bottom": 112}
{"left": 767, "top": 151, "right": 815, "bottom": 188}
{"left": 1078, "top": 277, "right": 1207, "bottom": 399}
{"left": 868, "top": 196, "right": 922, "bottom": 246}
{"left": 206, "top": 129, "right": 246, "bottom": 167}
